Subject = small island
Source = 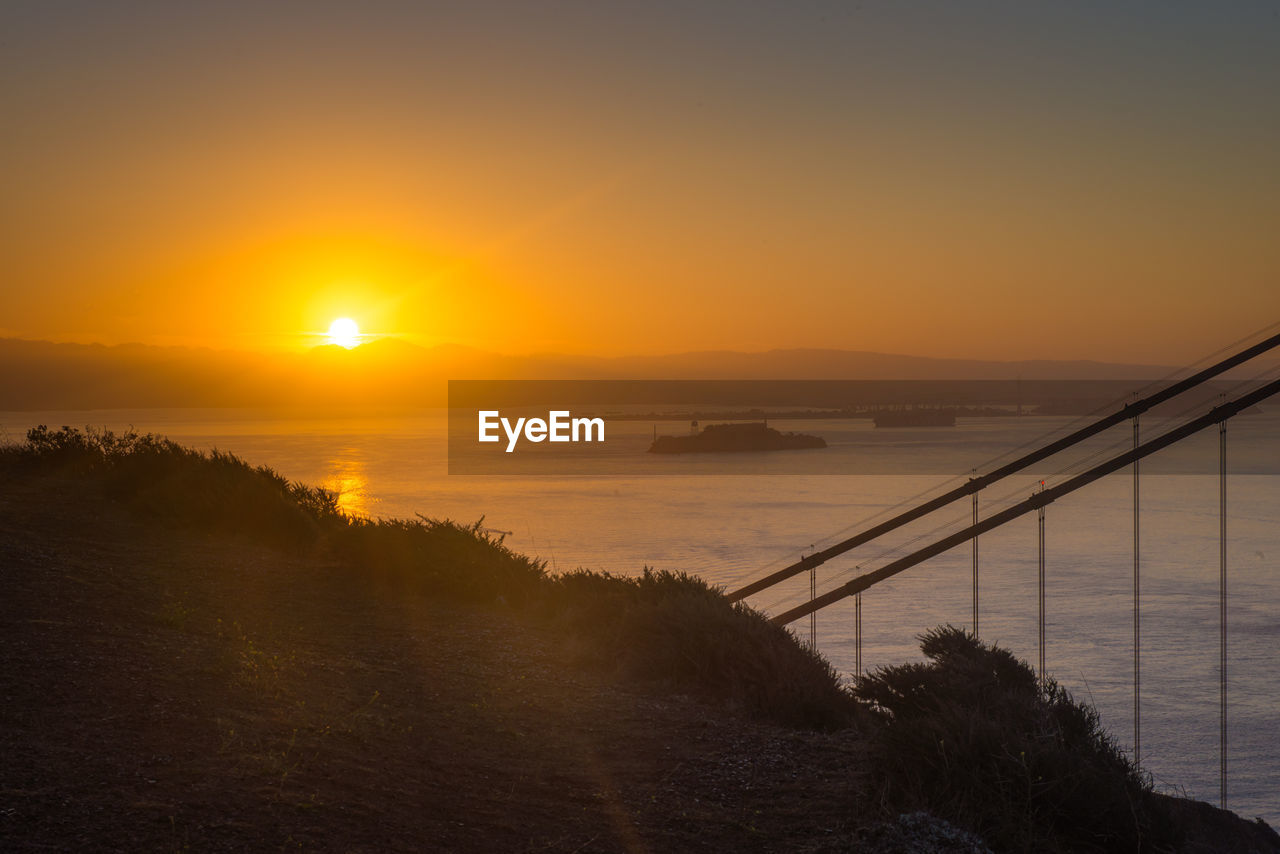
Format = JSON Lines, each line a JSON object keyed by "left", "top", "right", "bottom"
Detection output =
{"left": 648, "top": 421, "right": 826, "bottom": 454}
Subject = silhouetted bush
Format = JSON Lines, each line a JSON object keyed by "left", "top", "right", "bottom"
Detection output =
{"left": 7, "top": 426, "right": 341, "bottom": 544}
{"left": 540, "top": 568, "right": 859, "bottom": 730}
{"left": 334, "top": 515, "right": 546, "bottom": 605}
{"left": 4, "top": 426, "right": 545, "bottom": 600}
{"left": 853, "top": 625, "right": 1168, "bottom": 852}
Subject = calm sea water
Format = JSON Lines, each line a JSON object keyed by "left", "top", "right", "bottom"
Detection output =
{"left": 4, "top": 408, "right": 1277, "bottom": 820}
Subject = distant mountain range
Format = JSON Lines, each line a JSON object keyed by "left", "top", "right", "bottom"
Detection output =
{"left": 0, "top": 336, "right": 1253, "bottom": 411}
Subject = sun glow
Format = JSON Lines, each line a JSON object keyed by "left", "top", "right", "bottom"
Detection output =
{"left": 326, "top": 317, "right": 361, "bottom": 348}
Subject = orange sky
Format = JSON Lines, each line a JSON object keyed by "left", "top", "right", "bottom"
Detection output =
{"left": 3, "top": 2, "right": 1279, "bottom": 364}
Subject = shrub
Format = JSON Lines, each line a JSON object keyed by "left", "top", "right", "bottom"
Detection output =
{"left": 6, "top": 426, "right": 341, "bottom": 544}
{"left": 5, "top": 427, "right": 546, "bottom": 600}
{"left": 540, "top": 568, "right": 858, "bottom": 730}
{"left": 333, "top": 515, "right": 545, "bottom": 605}
{"left": 853, "top": 625, "right": 1165, "bottom": 852}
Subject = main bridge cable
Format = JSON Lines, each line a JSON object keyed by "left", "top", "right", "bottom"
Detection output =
{"left": 726, "top": 329, "right": 1280, "bottom": 602}
{"left": 768, "top": 377, "right": 1280, "bottom": 626}
{"left": 720, "top": 329, "right": 1275, "bottom": 594}
{"left": 758, "top": 360, "right": 1280, "bottom": 616}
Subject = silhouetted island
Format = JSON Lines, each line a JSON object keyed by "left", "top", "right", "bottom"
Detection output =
{"left": 648, "top": 421, "right": 826, "bottom": 453}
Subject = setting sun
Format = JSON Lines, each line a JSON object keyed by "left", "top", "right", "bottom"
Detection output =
{"left": 326, "top": 317, "right": 361, "bottom": 349}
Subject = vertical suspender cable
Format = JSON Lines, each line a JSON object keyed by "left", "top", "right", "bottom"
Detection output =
{"left": 809, "top": 565, "right": 817, "bottom": 650}
{"left": 1038, "top": 487, "right": 1046, "bottom": 682}
{"left": 1220, "top": 418, "right": 1228, "bottom": 808}
{"left": 1134, "top": 412, "right": 1142, "bottom": 768}
{"left": 972, "top": 472, "right": 980, "bottom": 637}
{"left": 854, "top": 592, "right": 863, "bottom": 678}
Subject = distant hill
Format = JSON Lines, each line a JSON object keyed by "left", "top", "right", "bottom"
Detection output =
{"left": 0, "top": 335, "right": 1244, "bottom": 411}
{"left": 571, "top": 348, "right": 1176, "bottom": 381}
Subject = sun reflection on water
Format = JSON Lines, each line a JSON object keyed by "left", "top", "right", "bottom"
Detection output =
{"left": 321, "top": 448, "right": 373, "bottom": 518}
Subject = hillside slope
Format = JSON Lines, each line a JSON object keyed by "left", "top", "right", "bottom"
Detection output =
{"left": 2, "top": 435, "right": 1276, "bottom": 852}
{"left": 0, "top": 475, "right": 868, "bottom": 852}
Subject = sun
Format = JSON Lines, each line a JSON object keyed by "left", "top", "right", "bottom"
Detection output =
{"left": 326, "top": 317, "right": 361, "bottom": 348}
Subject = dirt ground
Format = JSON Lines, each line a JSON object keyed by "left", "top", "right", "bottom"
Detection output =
{"left": 0, "top": 476, "right": 873, "bottom": 852}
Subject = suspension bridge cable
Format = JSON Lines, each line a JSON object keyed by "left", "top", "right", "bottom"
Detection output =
{"left": 729, "top": 330, "right": 1280, "bottom": 602}
{"left": 767, "top": 376, "right": 1280, "bottom": 626}
{"left": 717, "top": 326, "right": 1280, "bottom": 595}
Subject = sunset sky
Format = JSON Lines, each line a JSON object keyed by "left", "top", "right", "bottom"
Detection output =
{"left": 3, "top": 1, "right": 1279, "bottom": 364}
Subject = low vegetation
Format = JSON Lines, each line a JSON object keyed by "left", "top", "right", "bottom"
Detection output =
{"left": 541, "top": 568, "right": 855, "bottom": 729}
{"left": 5, "top": 425, "right": 343, "bottom": 545}
{"left": 2, "top": 426, "right": 852, "bottom": 729}
{"left": 854, "top": 625, "right": 1162, "bottom": 852}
